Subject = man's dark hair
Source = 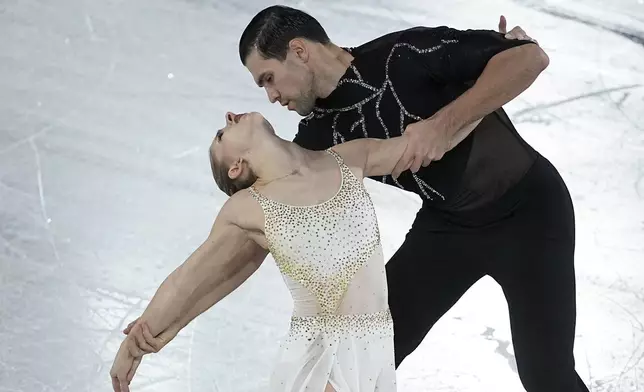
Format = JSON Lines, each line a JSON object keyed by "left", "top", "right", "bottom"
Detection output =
{"left": 239, "top": 5, "right": 331, "bottom": 65}
{"left": 209, "top": 144, "right": 257, "bottom": 196}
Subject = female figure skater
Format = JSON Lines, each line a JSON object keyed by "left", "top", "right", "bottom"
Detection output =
{"left": 109, "top": 111, "right": 480, "bottom": 392}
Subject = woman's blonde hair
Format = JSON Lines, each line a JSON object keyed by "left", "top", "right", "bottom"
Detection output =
{"left": 209, "top": 143, "right": 257, "bottom": 196}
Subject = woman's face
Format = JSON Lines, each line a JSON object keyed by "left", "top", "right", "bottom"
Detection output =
{"left": 210, "top": 111, "right": 273, "bottom": 185}
{"left": 211, "top": 111, "right": 267, "bottom": 163}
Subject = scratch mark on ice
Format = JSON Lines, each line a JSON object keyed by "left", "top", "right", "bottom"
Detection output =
{"left": 29, "top": 138, "right": 59, "bottom": 261}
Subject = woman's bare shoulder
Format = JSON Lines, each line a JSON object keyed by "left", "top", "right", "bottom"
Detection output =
{"left": 218, "top": 188, "right": 265, "bottom": 231}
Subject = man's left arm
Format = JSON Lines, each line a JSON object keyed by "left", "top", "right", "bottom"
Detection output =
{"left": 434, "top": 41, "right": 548, "bottom": 138}
{"left": 392, "top": 25, "right": 549, "bottom": 177}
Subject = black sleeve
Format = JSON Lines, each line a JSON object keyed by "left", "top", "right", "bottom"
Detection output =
{"left": 292, "top": 119, "right": 330, "bottom": 151}
{"left": 399, "top": 26, "right": 535, "bottom": 86}
{"left": 293, "top": 120, "right": 324, "bottom": 150}
{"left": 292, "top": 120, "right": 313, "bottom": 148}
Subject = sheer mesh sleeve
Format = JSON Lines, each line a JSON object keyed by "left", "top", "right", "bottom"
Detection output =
{"left": 447, "top": 110, "right": 538, "bottom": 211}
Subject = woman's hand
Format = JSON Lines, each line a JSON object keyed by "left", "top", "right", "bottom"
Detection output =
{"left": 123, "top": 318, "right": 178, "bottom": 354}
{"left": 109, "top": 337, "right": 142, "bottom": 392}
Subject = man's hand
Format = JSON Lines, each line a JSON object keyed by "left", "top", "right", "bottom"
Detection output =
{"left": 499, "top": 15, "right": 538, "bottom": 45}
{"left": 392, "top": 118, "right": 448, "bottom": 178}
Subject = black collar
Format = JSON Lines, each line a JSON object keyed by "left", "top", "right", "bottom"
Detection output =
{"left": 313, "top": 47, "right": 378, "bottom": 112}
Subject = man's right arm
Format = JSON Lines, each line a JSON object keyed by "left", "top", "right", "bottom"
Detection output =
{"left": 334, "top": 119, "right": 483, "bottom": 179}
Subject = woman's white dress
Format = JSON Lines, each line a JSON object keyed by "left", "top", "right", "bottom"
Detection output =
{"left": 248, "top": 149, "right": 397, "bottom": 392}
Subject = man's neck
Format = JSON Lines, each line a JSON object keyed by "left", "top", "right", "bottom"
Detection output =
{"left": 315, "top": 44, "right": 354, "bottom": 99}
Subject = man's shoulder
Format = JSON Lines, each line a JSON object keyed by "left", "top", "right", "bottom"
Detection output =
{"left": 293, "top": 115, "right": 333, "bottom": 150}
{"left": 353, "top": 26, "right": 450, "bottom": 53}
{"left": 296, "top": 113, "right": 321, "bottom": 133}
{"left": 396, "top": 25, "right": 460, "bottom": 45}
{"left": 350, "top": 27, "right": 409, "bottom": 56}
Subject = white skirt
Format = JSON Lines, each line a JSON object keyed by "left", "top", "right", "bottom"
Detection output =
{"left": 270, "top": 310, "right": 397, "bottom": 392}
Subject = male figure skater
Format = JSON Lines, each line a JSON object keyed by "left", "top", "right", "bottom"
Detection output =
{"left": 236, "top": 6, "right": 587, "bottom": 392}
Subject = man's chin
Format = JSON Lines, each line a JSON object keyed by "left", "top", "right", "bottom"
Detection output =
{"left": 294, "top": 106, "right": 314, "bottom": 116}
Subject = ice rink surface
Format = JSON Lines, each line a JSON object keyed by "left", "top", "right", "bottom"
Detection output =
{"left": 1, "top": 0, "right": 643, "bottom": 391}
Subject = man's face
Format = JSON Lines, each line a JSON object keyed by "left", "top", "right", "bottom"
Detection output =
{"left": 245, "top": 48, "right": 317, "bottom": 116}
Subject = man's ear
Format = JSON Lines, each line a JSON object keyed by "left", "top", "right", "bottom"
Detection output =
{"left": 289, "top": 38, "right": 310, "bottom": 62}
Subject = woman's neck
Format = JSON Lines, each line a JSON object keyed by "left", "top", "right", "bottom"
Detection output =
{"left": 249, "top": 137, "right": 310, "bottom": 185}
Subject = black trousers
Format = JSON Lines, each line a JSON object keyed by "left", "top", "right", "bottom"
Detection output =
{"left": 386, "top": 156, "right": 589, "bottom": 392}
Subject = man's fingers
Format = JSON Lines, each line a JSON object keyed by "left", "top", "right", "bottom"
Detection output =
{"left": 421, "top": 156, "right": 432, "bottom": 167}
{"left": 511, "top": 26, "right": 526, "bottom": 36}
{"left": 392, "top": 159, "right": 411, "bottom": 180}
{"left": 410, "top": 154, "right": 424, "bottom": 174}
{"left": 505, "top": 26, "right": 538, "bottom": 45}
{"left": 392, "top": 157, "right": 409, "bottom": 179}
{"left": 505, "top": 27, "right": 523, "bottom": 40}
{"left": 392, "top": 144, "right": 413, "bottom": 179}
{"left": 112, "top": 376, "right": 121, "bottom": 392}
{"left": 504, "top": 26, "right": 518, "bottom": 38}
{"left": 498, "top": 15, "right": 507, "bottom": 34}
{"left": 397, "top": 154, "right": 414, "bottom": 177}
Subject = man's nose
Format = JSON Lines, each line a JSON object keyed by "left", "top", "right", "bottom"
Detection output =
{"left": 225, "top": 112, "right": 236, "bottom": 124}
{"left": 266, "top": 88, "right": 279, "bottom": 104}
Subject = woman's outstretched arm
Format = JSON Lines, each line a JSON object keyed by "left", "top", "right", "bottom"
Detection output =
{"left": 109, "top": 196, "right": 268, "bottom": 392}
{"left": 334, "top": 118, "right": 483, "bottom": 179}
